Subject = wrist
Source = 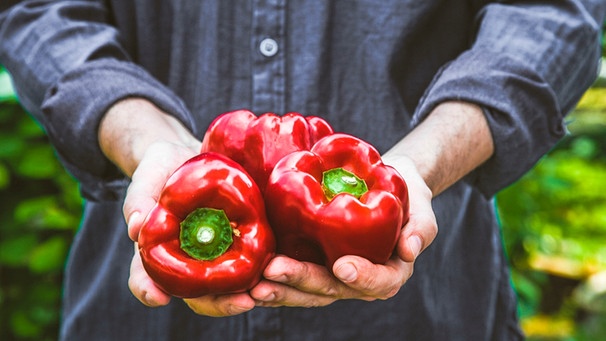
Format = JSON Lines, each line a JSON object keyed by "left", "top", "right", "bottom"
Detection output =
{"left": 98, "top": 97, "right": 200, "bottom": 177}
{"left": 385, "top": 101, "right": 494, "bottom": 196}
{"left": 382, "top": 153, "right": 433, "bottom": 198}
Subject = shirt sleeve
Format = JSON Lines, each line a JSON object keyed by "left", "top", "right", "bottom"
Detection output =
{"left": 412, "top": 0, "right": 605, "bottom": 198}
{"left": 0, "top": 1, "right": 198, "bottom": 201}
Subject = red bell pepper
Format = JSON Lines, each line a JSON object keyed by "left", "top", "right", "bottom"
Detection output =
{"left": 264, "top": 133, "right": 409, "bottom": 268}
{"left": 200, "top": 109, "right": 333, "bottom": 191}
{"left": 137, "top": 152, "right": 275, "bottom": 298}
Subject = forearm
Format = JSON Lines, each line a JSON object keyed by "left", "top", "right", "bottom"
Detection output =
{"left": 409, "top": 1, "right": 603, "bottom": 197}
{"left": 99, "top": 98, "right": 201, "bottom": 177}
{"left": 1, "top": 3, "right": 199, "bottom": 200}
{"left": 0, "top": 1, "right": 122, "bottom": 108}
{"left": 383, "top": 101, "right": 494, "bottom": 197}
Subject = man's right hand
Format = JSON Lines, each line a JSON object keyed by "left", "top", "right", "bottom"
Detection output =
{"left": 98, "top": 98, "right": 258, "bottom": 316}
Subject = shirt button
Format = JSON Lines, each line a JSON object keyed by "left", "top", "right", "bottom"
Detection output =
{"left": 259, "top": 38, "right": 279, "bottom": 57}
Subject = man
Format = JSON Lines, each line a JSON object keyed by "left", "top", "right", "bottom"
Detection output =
{"left": 1, "top": 1, "right": 604, "bottom": 340}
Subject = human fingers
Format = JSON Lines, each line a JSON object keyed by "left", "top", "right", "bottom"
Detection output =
{"left": 332, "top": 254, "right": 413, "bottom": 299}
{"left": 128, "top": 243, "right": 171, "bottom": 307}
{"left": 123, "top": 141, "right": 199, "bottom": 241}
{"left": 395, "top": 164, "right": 437, "bottom": 263}
{"left": 251, "top": 255, "right": 375, "bottom": 307}
{"left": 129, "top": 241, "right": 255, "bottom": 316}
{"left": 183, "top": 293, "right": 256, "bottom": 317}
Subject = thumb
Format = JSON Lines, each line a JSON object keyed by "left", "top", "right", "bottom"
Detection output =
{"left": 332, "top": 255, "right": 412, "bottom": 300}
{"left": 123, "top": 175, "right": 161, "bottom": 242}
{"left": 123, "top": 161, "right": 167, "bottom": 241}
{"left": 123, "top": 141, "right": 199, "bottom": 241}
{"left": 129, "top": 242, "right": 172, "bottom": 306}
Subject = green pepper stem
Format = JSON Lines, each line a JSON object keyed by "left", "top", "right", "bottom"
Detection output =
{"left": 322, "top": 168, "right": 368, "bottom": 200}
{"left": 180, "top": 208, "right": 233, "bottom": 260}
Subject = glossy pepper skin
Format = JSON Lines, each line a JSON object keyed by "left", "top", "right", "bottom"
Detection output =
{"left": 264, "top": 133, "right": 409, "bottom": 269}
{"left": 200, "top": 109, "right": 333, "bottom": 191}
{"left": 138, "top": 152, "right": 275, "bottom": 298}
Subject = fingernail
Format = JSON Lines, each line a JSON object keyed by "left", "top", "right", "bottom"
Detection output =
{"left": 409, "top": 235, "right": 422, "bottom": 258}
{"left": 336, "top": 262, "right": 357, "bottom": 283}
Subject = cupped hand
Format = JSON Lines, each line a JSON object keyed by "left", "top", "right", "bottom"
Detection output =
{"left": 122, "top": 141, "right": 194, "bottom": 310}
{"left": 250, "top": 156, "right": 437, "bottom": 307}
{"left": 123, "top": 140, "right": 260, "bottom": 316}
{"left": 123, "top": 140, "right": 198, "bottom": 241}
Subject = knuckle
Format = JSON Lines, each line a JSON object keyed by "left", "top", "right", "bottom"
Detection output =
{"left": 428, "top": 219, "right": 438, "bottom": 237}
{"left": 322, "top": 283, "right": 341, "bottom": 298}
{"left": 127, "top": 277, "right": 138, "bottom": 296}
{"left": 381, "top": 285, "right": 401, "bottom": 300}
{"left": 183, "top": 300, "right": 205, "bottom": 315}
{"left": 357, "top": 272, "right": 379, "bottom": 293}
{"left": 360, "top": 296, "right": 378, "bottom": 302}
{"left": 281, "top": 261, "right": 309, "bottom": 286}
{"left": 184, "top": 299, "right": 223, "bottom": 317}
{"left": 122, "top": 199, "right": 135, "bottom": 217}
{"left": 303, "top": 297, "right": 334, "bottom": 308}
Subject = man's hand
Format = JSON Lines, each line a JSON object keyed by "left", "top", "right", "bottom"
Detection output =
{"left": 249, "top": 101, "right": 492, "bottom": 307}
{"left": 250, "top": 156, "right": 436, "bottom": 306}
{"left": 123, "top": 141, "right": 260, "bottom": 315}
{"left": 99, "top": 98, "right": 258, "bottom": 316}
{"left": 100, "top": 99, "right": 489, "bottom": 314}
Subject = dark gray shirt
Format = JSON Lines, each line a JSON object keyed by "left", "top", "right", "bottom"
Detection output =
{"left": 1, "top": 1, "right": 604, "bottom": 340}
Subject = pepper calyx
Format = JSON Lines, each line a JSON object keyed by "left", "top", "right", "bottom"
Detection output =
{"left": 180, "top": 208, "right": 233, "bottom": 260}
{"left": 322, "top": 168, "right": 368, "bottom": 200}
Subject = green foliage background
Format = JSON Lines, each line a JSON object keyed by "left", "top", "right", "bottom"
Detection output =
{"left": 1, "top": 60, "right": 606, "bottom": 339}
{"left": 0, "top": 69, "right": 82, "bottom": 340}
{"left": 497, "top": 83, "right": 606, "bottom": 340}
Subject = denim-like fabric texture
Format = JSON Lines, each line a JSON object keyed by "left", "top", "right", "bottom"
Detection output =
{"left": 1, "top": 1, "right": 604, "bottom": 340}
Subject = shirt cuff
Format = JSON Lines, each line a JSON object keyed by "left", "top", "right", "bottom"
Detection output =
{"left": 41, "top": 59, "right": 197, "bottom": 201}
{"left": 411, "top": 49, "right": 567, "bottom": 198}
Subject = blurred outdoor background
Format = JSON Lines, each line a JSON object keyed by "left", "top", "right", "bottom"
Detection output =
{"left": 1, "top": 40, "right": 606, "bottom": 340}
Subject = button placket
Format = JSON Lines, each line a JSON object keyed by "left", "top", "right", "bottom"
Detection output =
{"left": 248, "top": 0, "right": 286, "bottom": 337}
{"left": 251, "top": 0, "right": 286, "bottom": 114}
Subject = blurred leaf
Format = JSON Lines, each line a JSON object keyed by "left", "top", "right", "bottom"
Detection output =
{"left": 18, "top": 115, "right": 46, "bottom": 138}
{"left": 29, "top": 305, "right": 58, "bottom": 329}
{"left": 511, "top": 270, "right": 543, "bottom": 318}
{"left": 29, "top": 281, "right": 61, "bottom": 304}
{"left": 28, "top": 236, "right": 68, "bottom": 273}
{"left": 575, "top": 87, "right": 606, "bottom": 111}
{"left": 14, "top": 196, "right": 55, "bottom": 224}
{"left": 14, "top": 196, "right": 79, "bottom": 230}
{"left": 521, "top": 314, "right": 574, "bottom": 340}
{"left": 573, "top": 271, "right": 606, "bottom": 313}
{"left": 43, "top": 208, "right": 79, "bottom": 230}
{"left": 577, "top": 313, "right": 606, "bottom": 341}
{"left": 0, "top": 163, "right": 9, "bottom": 189}
{"left": 569, "top": 137, "right": 598, "bottom": 159}
{"left": 0, "top": 235, "right": 37, "bottom": 267}
{"left": 0, "top": 69, "right": 17, "bottom": 103}
{"left": 16, "top": 145, "right": 59, "bottom": 179}
{"left": 0, "top": 133, "right": 25, "bottom": 159}
{"left": 10, "top": 309, "right": 42, "bottom": 338}
{"left": 54, "top": 172, "right": 84, "bottom": 212}
{"left": 498, "top": 98, "right": 606, "bottom": 340}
